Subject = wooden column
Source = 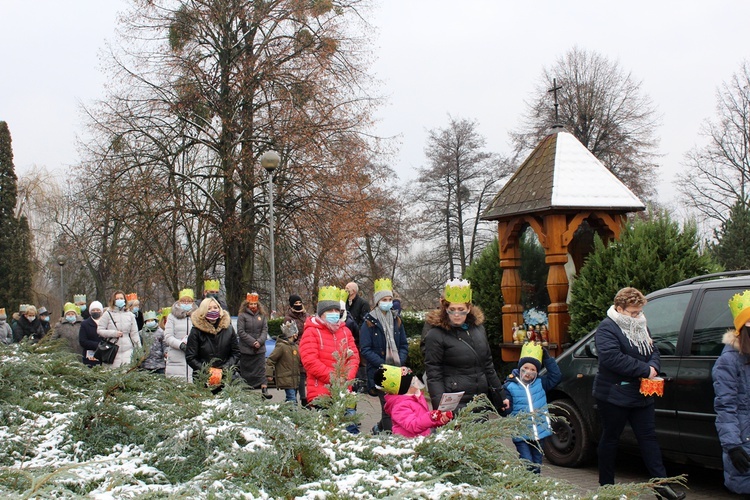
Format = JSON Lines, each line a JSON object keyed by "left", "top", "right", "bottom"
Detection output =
{"left": 499, "top": 221, "right": 524, "bottom": 362}
{"left": 544, "top": 214, "right": 570, "bottom": 356}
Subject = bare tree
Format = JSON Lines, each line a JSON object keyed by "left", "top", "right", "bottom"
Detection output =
{"left": 512, "top": 47, "right": 661, "bottom": 201}
{"left": 677, "top": 61, "right": 750, "bottom": 229}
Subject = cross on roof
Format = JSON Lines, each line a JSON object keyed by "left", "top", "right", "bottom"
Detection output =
{"left": 548, "top": 78, "right": 563, "bottom": 123}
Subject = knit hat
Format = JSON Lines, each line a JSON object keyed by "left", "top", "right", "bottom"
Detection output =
{"left": 374, "top": 364, "right": 414, "bottom": 395}
{"left": 317, "top": 286, "right": 341, "bottom": 316}
{"left": 373, "top": 278, "right": 393, "bottom": 304}
{"left": 518, "top": 342, "right": 543, "bottom": 371}
{"left": 63, "top": 302, "right": 80, "bottom": 315}
{"left": 89, "top": 301, "right": 104, "bottom": 312}
{"left": 280, "top": 320, "right": 299, "bottom": 339}
{"left": 729, "top": 290, "right": 750, "bottom": 332}
{"left": 392, "top": 299, "right": 401, "bottom": 312}
{"left": 289, "top": 294, "right": 303, "bottom": 307}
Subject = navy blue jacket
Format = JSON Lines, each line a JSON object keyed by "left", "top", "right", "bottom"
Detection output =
{"left": 593, "top": 316, "right": 660, "bottom": 407}
{"left": 78, "top": 317, "right": 102, "bottom": 367}
{"left": 360, "top": 311, "right": 409, "bottom": 389}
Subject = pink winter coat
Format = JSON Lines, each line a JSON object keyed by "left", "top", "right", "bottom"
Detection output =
{"left": 383, "top": 392, "right": 444, "bottom": 438}
{"left": 299, "top": 316, "right": 360, "bottom": 404}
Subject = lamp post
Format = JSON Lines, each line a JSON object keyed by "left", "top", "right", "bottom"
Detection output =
{"left": 56, "top": 255, "right": 66, "bottom": 312}
{"left": 261, "top": 150, "right": 281, "bottom": 316}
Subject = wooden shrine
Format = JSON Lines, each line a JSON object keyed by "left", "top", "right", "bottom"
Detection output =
{"left": 481, "top": 125, "right": 645, "bottom": 361}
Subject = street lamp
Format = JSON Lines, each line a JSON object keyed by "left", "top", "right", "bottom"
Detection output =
{"left": 261, "top": 150, "right": 281, "bottom": 316}
{"left": 56, "top": 255, "right": 67, "bottom": 312}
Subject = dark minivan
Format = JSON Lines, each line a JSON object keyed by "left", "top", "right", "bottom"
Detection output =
{"left": 543, "top": 271, "right": 750, "bottom": 469}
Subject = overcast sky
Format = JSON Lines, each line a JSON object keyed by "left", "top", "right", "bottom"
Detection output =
{"left": 2, "top": 1, "right": 750, "bottom": 211}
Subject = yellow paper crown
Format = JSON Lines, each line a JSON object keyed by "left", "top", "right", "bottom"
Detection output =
{"left": 520, "top": 342, "right": 543, "bottom": 363}
{"left": 374, "top": 278, "right": 393, "bottom": 294}
{"left": 729, "top": 290, "right": 750, "bottom": 331}
{"left": 318, "top": 286, "right": 341, "bottom": 303}
{"left": 160, "top": 307, "right": 172, "bottom": 319}
{"left": 377, "top": 364, "right": 404, "bottom": 395}
{"left": 443, "top": 278, "right": 472, "bottom": 304}
{"left": 204, "top": 279, "right": 220, "bottom": 291}
{"left": 179, "top": 288, "right": 195, "bottom": 300}
{"left": 338, "top": 289, "right": 349, "bottom": 303}
{"left": 63, "top": 302, "right": 80, "bottom": 315}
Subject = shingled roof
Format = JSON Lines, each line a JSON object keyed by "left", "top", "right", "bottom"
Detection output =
{"left": 482, "top": 127, "right": 645, "bottom": 220}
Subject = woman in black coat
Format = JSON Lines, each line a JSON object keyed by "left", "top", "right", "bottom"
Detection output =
{"left": 423, "top": 279, "right": 505, "bottom": 412}
{"left": 185, "top": 298, "right": 240, "bottom": 391}
{"left": 78, "top": 301, "right": 104, "bottom": 367}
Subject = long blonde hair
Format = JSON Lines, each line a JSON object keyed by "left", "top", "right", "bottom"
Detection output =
{"left": 195, "top": 297, "right": 223, "bottom": 320}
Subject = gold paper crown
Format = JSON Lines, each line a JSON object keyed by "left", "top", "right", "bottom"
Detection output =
{"left": 374, "top": 278, "right": 393, "bottom": 294}
{"left": 204, "top": 279, "right": 220, "bottom": 291}
{"left": 729, "top": 290, "right": 750, "bottom": 331}
{"left": 63, "top": 302, "right": 80, "bottom": 315}
{"left": 0, "top": 308, "right": 5, "bottom": 316}
{"left": 159, "top": 307, "right": 172, "bottom": 319}
{"left": 73, "top": 294, "right": 86, "bottom": 303}
{"left": 246, "top": 292, "right": 259, "bottom": 303}
{"left": 520, "top": 342, "right": 543, "bottom": 362}
{"left": 143, "top": 310, "right": 158, "bottom": 321}
{"left": 126, "top": 293, "right": 138, "bottom": 302}
{"left": 318, "top": 286, "right": 341, "bottom": 302}
{"left": 338, "top": 289, "right": 349, "bottom": 303}
{"left": 377, "top": 364, "right": 405, "bottom": 395}
{"left": 179, "top": 288, "right": 195, "bottom": 300}
{"left": 443, "top": 278, "right": 472, "bottom": 304}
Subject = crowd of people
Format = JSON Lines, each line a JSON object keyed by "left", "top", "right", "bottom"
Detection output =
{"left": 24, "top": 277, "right": 750, "bottom": 497}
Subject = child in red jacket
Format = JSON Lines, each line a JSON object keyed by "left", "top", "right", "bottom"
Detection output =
{"left": 377, "top": 365, "right": 453, "bottom": 437}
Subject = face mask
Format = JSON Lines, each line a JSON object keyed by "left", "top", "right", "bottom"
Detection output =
{"left": 180, "top": 303, "right": 193, "bottom": 312}
{"left": 115, "top": 299, "right": 126, "bottom": 308}
{"left": 26, "top": 316, "right": 36, "bottom": 322}
{"left": 146, "top": 320, "right": 157, "bottom": 328}
{"left": 42, "top": 316, "right": 49, "bottom": 322}
{"left": 0, "top": 320, "right": 6, "bottom": 325}
{"left": 132, "top": 307, "right": 140, "bottom": 314}
{"left": 379, "top": 302, "right": 393, "bottom": 312}
{"left": 292, "top": 305, "right": 303, "bottom": 312}
{"left": 207, "top": 293, "right": 219, "bottom": 299}
{"left": 325, "top": 312, "right": 340, "bottom": 324}
{"left": 79, "top": 304, "right": 87, "bottom": 311}
{"left": 66, "top": 315, "right": 76, "bottom": 323}
{"left": 91, "top": 311, "right": 102, "bottom": 320}
{"left": 205, "top": 310, "right": 220, "bottom": 321}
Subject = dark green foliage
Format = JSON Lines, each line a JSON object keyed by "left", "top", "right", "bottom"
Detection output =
{"left": 464, "top": 238, "right": 503, "bottom": 347}
{"left": 568, "top": 214, "right": 719, "bottom": 340}
{"left": 405, "top": 337, "right": 424, "bottom": 376}
{"left": 268, "top": 317, "right": 282, "bottom": 338}
{"left": 400, "top": 313, "right": 423, "bottom": 338}
{"left": 0, "top": 122, "right": 32, "bottom": 310}
{"left": 519, "top": 229, "right": 550, "bottom": 309}
{"left": 711, "top": 200, "right": 750, "bottom": 270}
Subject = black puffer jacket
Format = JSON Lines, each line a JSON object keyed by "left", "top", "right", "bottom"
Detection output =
{"left": 424, "top": 323, "right": 504, "bottom": 411}
{"left": 185, "top": 311, "right": 240, "bottom": 380}
{"left": 346, "top": 295, "right": 370, "bottom": 327}
{"left": 12, "top": 316, "right": 45, "bottom": 343}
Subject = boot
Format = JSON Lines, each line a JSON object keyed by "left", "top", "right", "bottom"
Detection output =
{"left": 261, "top": 387, "right": 272, "bottom": 400}
{"left": 654, "top": 485, "right": 686, "bottom": 500}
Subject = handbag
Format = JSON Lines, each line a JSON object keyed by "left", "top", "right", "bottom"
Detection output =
{"left": 94, "top": 338, "right": 119, "bottom": 364}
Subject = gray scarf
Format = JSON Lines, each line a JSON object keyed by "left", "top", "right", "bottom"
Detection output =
{"left": 607, "top": 305, "right": 653, "bottom": 356}
{"left": 371, "top": 307, "right": 400, "bottom": 366}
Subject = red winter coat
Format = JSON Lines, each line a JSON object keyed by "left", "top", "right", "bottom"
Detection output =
{"left": 299, "top": 316, "right": 360, "bottom": 404}
{"left": 384, "top": 392, "right": 444, "bottom": 438}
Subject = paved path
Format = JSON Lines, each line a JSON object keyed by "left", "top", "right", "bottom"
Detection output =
{"left": 262, "top": 388, "right": 734, "bottom": 498}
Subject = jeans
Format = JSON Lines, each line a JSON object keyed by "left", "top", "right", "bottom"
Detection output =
{"left": 284, "top": 388, "right": 297, "bottom": 404}
{"left": 596, "top": 398, "right": 666, "bottom": 485}
{"left": 514, "top": 439, "right": 543, "bottom": 474}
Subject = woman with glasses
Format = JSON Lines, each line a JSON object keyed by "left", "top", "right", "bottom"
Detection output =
{"left": 593, "top": 287, "right": 685, "bottom": 499}
{"left": 423, "top": 279, "right": 505, "bottom": 412}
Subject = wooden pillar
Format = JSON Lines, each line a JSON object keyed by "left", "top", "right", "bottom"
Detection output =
{"left": 544, "top": 214, "right": 570, "bottom": 356}
{"left": 499, "top": 221, "right": 524, "bottom": 362}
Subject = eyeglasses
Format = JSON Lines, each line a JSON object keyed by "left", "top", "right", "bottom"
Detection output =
{"left": 623, "top": 308, "right": 643, "bottom": 318}
{"left": 447, "top": 310, "right": 469, "bottom": 316}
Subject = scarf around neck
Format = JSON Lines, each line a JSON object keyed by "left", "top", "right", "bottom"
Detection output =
{"left": 607, "top": 305, "right": 653, "bottom": 356}
{"left": 371, "top": 307, "right": 400, "bottom": 366}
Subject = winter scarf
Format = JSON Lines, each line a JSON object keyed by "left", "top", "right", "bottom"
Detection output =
{"left": 607, "top": 305, "right": 652, "bottom": 356}
{"left": 371, "top": 307, "right": 400, "bottom": 366}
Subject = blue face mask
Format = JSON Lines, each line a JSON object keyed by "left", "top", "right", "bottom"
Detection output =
{"left": 115, "top": 299, "right": 126, "bottom": 308}
{"left": 66, "top": 315, "right": 76, "bottom": 323}
{"left": 42, "top": 316, "right": 49, "bottom": 322}
{"left": 132, "top": 307, "right": 140, "bottom": 314}
{"left": 379, "top": 301, "right": 393, "bottom": 312}
{"left": 325, "top": 312, "right": 340, "bottom": 324}
{"left": 180, "top": 303, "right": 193, "bottom": 312}
{"left": 79, "top": 304, "right": 87, "bottom": 311}
{"left": 145, "top": 320, "right": 157, "bottom": 329}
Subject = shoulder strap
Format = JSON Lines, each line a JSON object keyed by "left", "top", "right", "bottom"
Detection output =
{"left": 107, "top": 311, "right": 118, "bottom": 329}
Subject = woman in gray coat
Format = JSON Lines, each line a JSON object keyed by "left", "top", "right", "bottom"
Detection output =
{"left": 164, "top": 288, "right": 197, "bottom": 381}
{"left": 237, "top": 292, "right": 270, "bottom": 398}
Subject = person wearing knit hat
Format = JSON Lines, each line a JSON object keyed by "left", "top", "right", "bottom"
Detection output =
{"left": 284, "top": 293, "right": 309, "bottom": 405}
{"left": 266, "top": 321, "right": 301, "bottom": 404}
{"left": 713, "top": 290, "right": 750, "bottom": 495}
{"left": 0, "top": 308, "right": 11, "bottom": 344}
{"left": 360, "top": 278, "right": 409, "bottom": 434}
{"left": 79, "top": 301, "right": 104, "bottom": 367}
{"left": 50, "top": 302, "right": 84, "bottom": 354}
{"left": 299, "top": 285, "right": 360, "bottom": 415}
{"left": 377, "top": 364, "right": 453, "bottom": 438}
{"left": 502, "top": 342, "right": 561, "bottom": 474}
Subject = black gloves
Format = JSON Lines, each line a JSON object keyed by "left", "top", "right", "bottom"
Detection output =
{"left": 729, "top": 446, "right": 750, "bottom": 473}
{"left": 180, "top": 342, "right": 187, "bottom": 352}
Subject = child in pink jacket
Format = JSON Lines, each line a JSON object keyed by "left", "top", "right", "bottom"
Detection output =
{"left": 377, "top": 365, "right": 453, "bottom": 437}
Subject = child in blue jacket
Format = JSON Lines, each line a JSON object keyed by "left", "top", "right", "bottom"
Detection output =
{"left": 503, "top": 342, "right": 562, "bottom": 474}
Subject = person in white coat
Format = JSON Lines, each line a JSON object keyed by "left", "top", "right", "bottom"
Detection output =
{"left": 97, "top": 289, "right": 141, "bottom": 368}
{"left": 164, "top": 288, "right": 197, "bottom": 381}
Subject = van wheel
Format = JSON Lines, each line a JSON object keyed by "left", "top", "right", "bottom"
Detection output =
{"left": 543, "top": 398, "right": 593, "bottom": 467}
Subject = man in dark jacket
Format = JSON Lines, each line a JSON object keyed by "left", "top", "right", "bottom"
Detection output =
{"left": 345, "top": 282, "right": 369, "bottom": 327}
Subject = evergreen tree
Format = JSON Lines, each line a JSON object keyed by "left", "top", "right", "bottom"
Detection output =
{"left": 568, "top": 213, "right": 719, "bottom": 340}
{"left": 711, "top": 200, "right": 750, "bottom": 270}
{"left": 0, "top": 122, "right": 32, "bottom": 310}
